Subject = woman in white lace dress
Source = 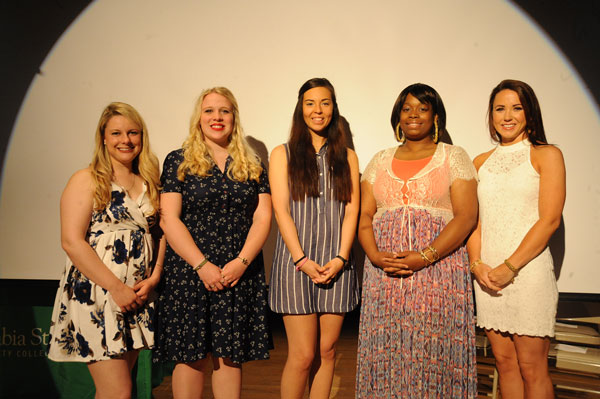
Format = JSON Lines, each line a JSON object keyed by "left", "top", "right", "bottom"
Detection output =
{"left": 467, "top": 80, "right": 566, "bottom": 398}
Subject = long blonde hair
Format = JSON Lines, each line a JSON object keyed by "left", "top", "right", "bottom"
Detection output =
{"left": 90, "top": 102, "right": 160, "bottom": 214}
{"left": 177, "top": 87, "right": 262, "bottom": 182}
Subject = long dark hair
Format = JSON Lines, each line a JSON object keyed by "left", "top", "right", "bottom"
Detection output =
{"left": 390, "top": 83, "right": 448, "bottom": 140}
{"left": 487, "top": 79, "right": 548, "bottom": 146}
{"left": 288, "top": 78, "right": 351, "bottom": 202}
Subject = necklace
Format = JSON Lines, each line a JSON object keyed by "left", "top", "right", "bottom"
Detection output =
{"left": 116, "top": 173, "right": 136, "bottom": 192}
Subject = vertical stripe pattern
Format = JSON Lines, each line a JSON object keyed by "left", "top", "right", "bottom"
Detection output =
{"left": 269, "top": 144, "right": 359, "bottom": 314}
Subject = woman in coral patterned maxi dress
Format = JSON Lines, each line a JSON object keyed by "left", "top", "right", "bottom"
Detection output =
{"left": 356, "top": 84, "right": 478, "bottom": 398}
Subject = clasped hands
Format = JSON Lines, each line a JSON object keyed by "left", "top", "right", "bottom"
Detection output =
{"left": 298, "top": 257, "right": 344, "bottom": 285}
{"left": 197, "top": 258, "right": 247, "bottom": 292}
{"left": 471, "top": 261, "right": 515, "bottom": 293}
{"left": 370, "top": 250, "right": 429, "bottom": 277}
{"left": 112, "top": 274, "right": 160, "bottom": 313}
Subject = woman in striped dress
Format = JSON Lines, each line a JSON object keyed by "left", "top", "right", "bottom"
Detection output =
{"left": 269, "top": 77, "right": 360, "bottom": 399}
{"left": 356, "top": 83, "right": 478, "bottom": 398}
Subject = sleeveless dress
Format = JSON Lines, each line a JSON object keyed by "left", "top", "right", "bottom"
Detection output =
{"left": 48, "top": 182, "right": 156, "bottom": 362}
{"left": 356, "top": 143, "right": 477, "bottom": 399}
{"left": 475, "top": 139, "right": 558, "bottom": 337}
{"left": 269, "top": 143, "right": 359, "bottom": 314}
{"left": 153, "top": 149, "right": 271, "bottom": 364}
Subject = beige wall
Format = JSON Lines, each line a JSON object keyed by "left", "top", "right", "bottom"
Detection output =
{"left": 1, "top": 0, "right": 598, "bottom": 293}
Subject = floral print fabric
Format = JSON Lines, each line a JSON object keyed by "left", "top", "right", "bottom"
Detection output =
{"left": 153, "top": 149, "right": 271, "bottom": 364}
{"left": 48, "top": 183, "right": 156, "bottom": 362}
{"left": 356, "top": 144, "right": 477, "bottom": 398}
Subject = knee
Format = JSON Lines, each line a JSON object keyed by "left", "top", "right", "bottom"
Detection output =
{"left": 518, "top": 357, "right": 548, "bottom": 383}
{"left": 319, "top": 342, "right": 337, "bottom": 362}
{"left": 493, "top": 350, "right": 520, "bottom": 374}
{"left": 288, "top": 348, "right": 315, "bottom": 371}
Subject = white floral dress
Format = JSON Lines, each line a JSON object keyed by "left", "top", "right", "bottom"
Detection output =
{"left": 48, "top": 182, "right": 156, "bottom": 362}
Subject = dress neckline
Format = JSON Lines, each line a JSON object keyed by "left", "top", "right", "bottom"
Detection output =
{"left": 495, "top": 138, "right": 530, "bottom": 154}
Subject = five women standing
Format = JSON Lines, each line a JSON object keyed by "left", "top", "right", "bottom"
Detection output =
{"left": 468, "top": 79, "right": 565, "bottom": 398}
{"left": 269, "top": 78, "right": 360, "bottom": 399}
{"left": 48, "top": 79, "right": 565, "bottom": 398}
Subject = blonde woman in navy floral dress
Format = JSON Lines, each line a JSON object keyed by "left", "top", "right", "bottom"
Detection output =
{"left": 356, "top": 84, "right": 478, "bottom": 398}
{"left": 48, "top": 102, "right": 164, "bottom": 399}
{"left": 153, "top": 87, "right": 271, "bottom": 399}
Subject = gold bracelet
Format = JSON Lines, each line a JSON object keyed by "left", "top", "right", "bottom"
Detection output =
{"left": 237, "top": 256, "right": 249, "bottom": 266}
{"left": 504, "top": 259, "right": 518, "bottom": 274}
{"left": 192, "top": 258, "right": 208, "bottom": 272}
{"left": 420, "top": 250, "right": 434, "bottom": 266}
{"left": 469, "top": 259, "right": 482, "bottom": 273}
{"left": 426, "top": 245, "right": 440, "bottom": 262}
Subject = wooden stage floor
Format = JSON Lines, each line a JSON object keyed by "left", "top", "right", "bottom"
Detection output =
{"left": 152, "top": 312, "right": 359, "bottom": 399}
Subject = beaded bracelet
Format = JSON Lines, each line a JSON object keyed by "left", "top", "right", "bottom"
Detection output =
{"left": 192, "top": 258, "right": 208, "bottom": 272}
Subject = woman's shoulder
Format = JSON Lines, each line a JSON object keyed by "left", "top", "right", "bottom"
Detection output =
{"left": 530, "top": 143, "right": 564, "bottom": 172}
{"left": 63, "top": 167, "right": 95, "bottom": 199}
{"left": 369, "top": 146, "right": 396, "bottom": 161}
{"left": 269, "top": 144, "right": 289, "bottom": 165}
{"left": 163, "top": 148, "right": 184, "bottom": 163}
{"left": 68, "top": 167, "right": 94, "bottom": 187}
{"left": 270, "top": 143, "right": 287, "bottom": 156}
{"left": 530, "top": 143, "right": 563, "bottom": 158}
{"left": 472, "top": 148, "right": 495, "bottom": 170}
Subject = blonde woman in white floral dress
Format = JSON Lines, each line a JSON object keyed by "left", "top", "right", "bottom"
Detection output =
{"left": 48, "top": 103, "right": 164, "bottom": 399}
{"left": 468, "top": 80, "right": 566, "bottom": 398}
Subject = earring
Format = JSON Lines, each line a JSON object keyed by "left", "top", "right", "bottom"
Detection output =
{"left": 395, "top": 123, "right": 406, "bottom": 145}
{"left": 432, "top": 119, "right": 439, "bottom": 143}
{"left": 103, "top": 140, "right": 106, "bottom": 145}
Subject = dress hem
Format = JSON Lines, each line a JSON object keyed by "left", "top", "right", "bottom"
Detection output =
{"left": 477, "top": 322, "right": 554, "bottom": 338}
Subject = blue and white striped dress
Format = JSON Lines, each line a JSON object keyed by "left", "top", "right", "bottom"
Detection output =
{"left": 269, "top": 143, "right": 359, "bottom": 314}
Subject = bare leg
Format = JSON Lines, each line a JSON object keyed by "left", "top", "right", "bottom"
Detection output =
{"left": 281, "top": 314, "right": 318, "bottom": 399}
{"left": 212, "top": 357, "right": 242, "bottom": 399}
{"left": 513, "top": 335, "right": 554, "bottom": 399}
{"left": 308, "top": 313, "right": 344, "bottom": 399}
{"left": 486, "top": 329, "right": 524, "bottom": 399}
{"left": 87, "top": 350, "right": 138, "bottom": 399}
{"left": 172, "top": 358, "right": 210, "bottom": 399}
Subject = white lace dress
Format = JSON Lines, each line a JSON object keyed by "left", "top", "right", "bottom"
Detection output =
{"left": 475, "top": 139, "right": 558, "bottom": 337}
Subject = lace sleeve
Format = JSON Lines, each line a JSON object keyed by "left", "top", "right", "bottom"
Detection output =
{"left": 361, "top": 148, "right": 389, "bottom": 184}
{"left": 449, "top": 145, "right": 477, "bottom": 184}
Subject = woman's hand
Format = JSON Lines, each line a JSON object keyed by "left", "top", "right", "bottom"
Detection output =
{"left": 221, "top": 258, "right": 248, "bottom": 288}
{"left": 110, "top": 283, "right": 143, "bottom": 312}
{"left": 197, "top": 262, "right": 225, "bottom": 292}
{"left": 488, "top": 263, "right": 516, "bottom": 288}
{"left": 133, "top": 274, "right": 160, "bottom": 304}
{"left": 389, "top": 251, "right": 428, "bottom": 273}
{"left": 298, "top": 259, "right": 326, "bottom": 284}
{"left": 317, "top": 257, "right": 345, "bottom": 284}
{"left": 471, "top": 262, "right": 502, "bottom": 292}
{"left": 369, "top": 251, "right": 413, "bottom": 277}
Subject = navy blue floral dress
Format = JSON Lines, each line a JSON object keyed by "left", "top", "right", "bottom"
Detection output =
{"left": 153, "top": 149, "right": 270, "bottom": 364}
{"left": 48, "top": 183, "right": 157, "bottom": 362}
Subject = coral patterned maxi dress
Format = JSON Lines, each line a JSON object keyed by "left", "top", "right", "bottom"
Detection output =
{"left": 356, "top": 143, "right": 477, "bottom": 398}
